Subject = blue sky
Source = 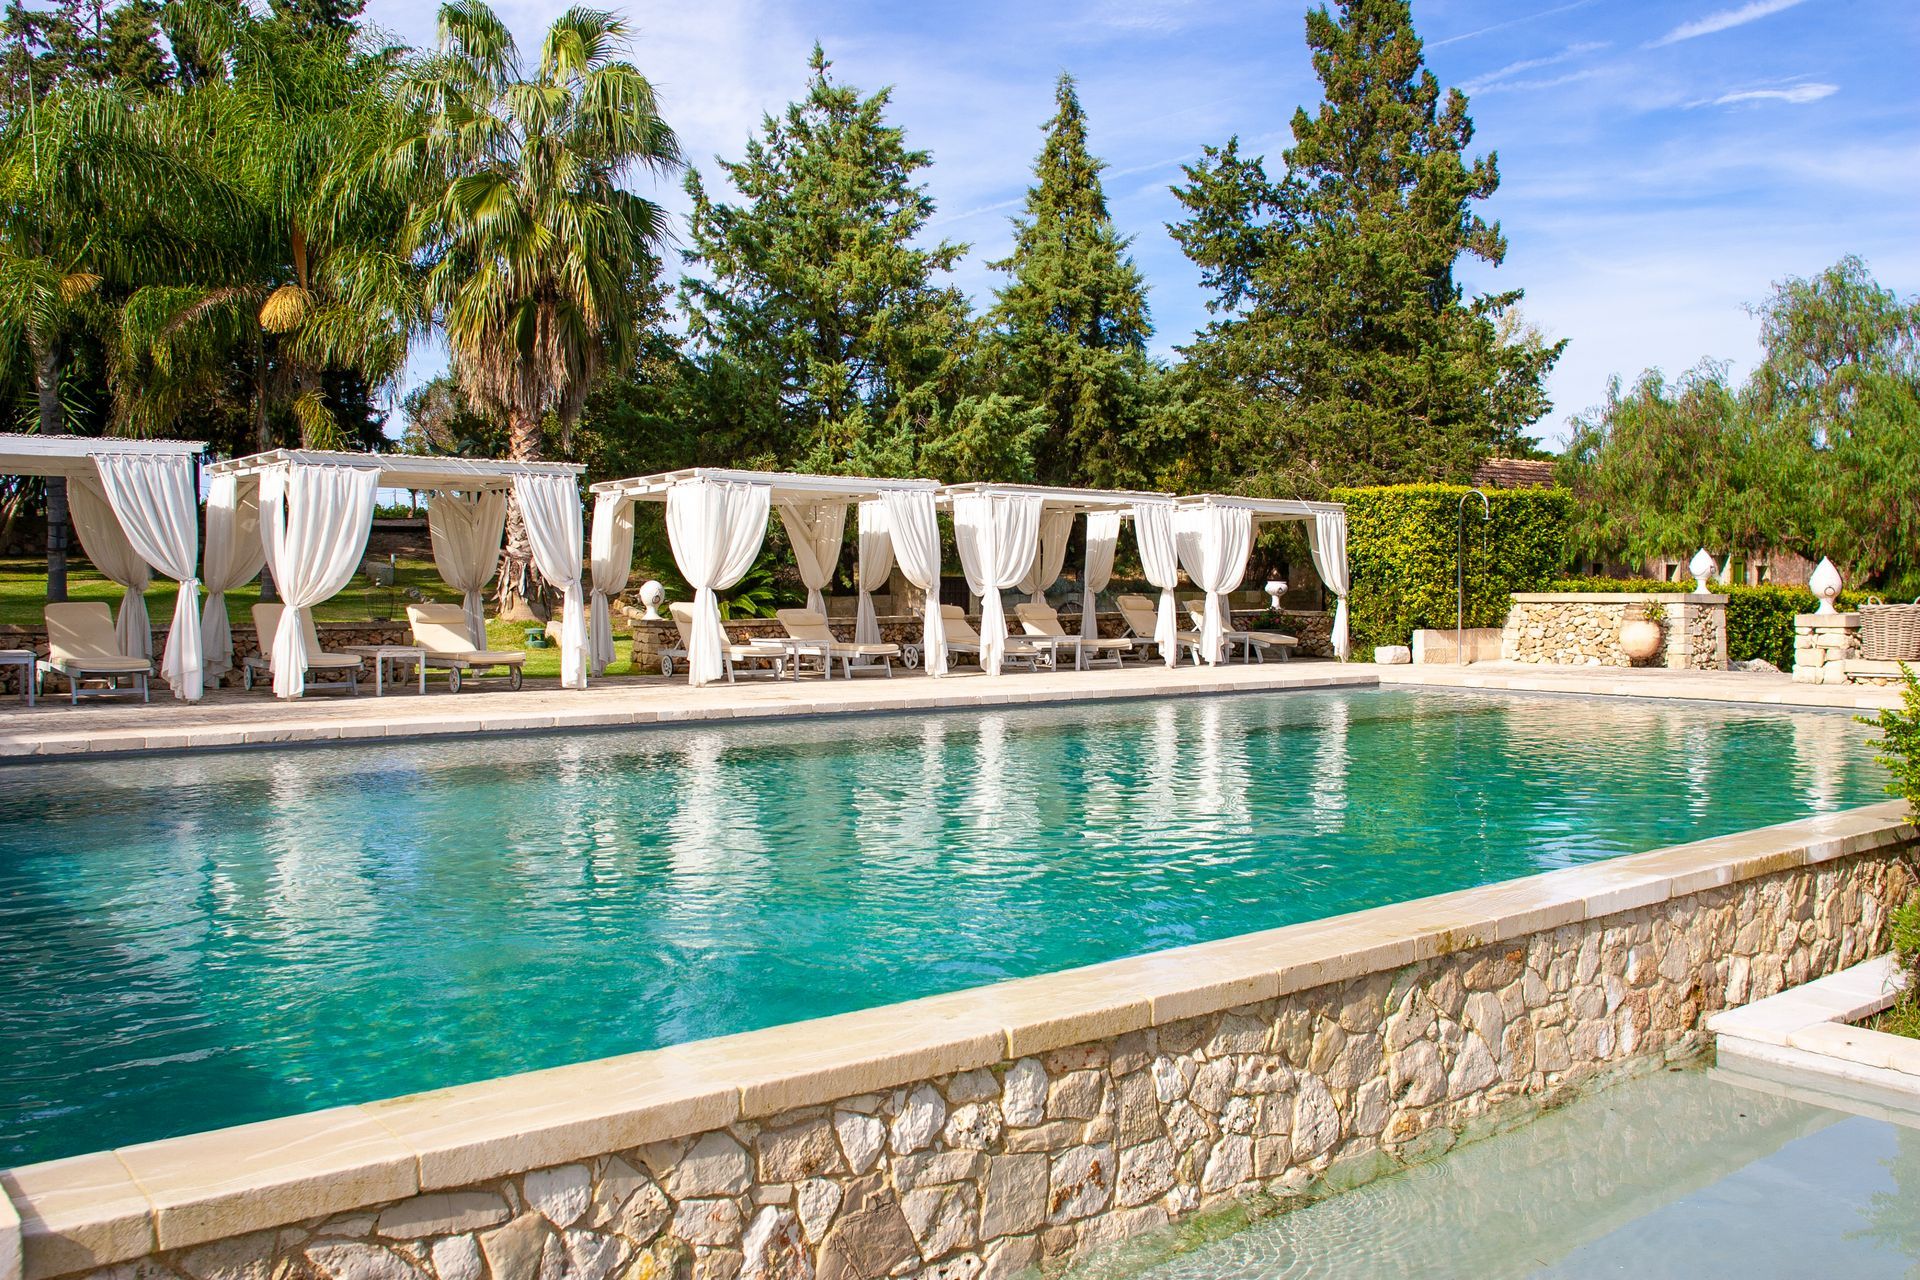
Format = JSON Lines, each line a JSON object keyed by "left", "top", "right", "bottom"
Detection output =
{"left": 363, "top": 0, "right": 1920, "bottom": 449}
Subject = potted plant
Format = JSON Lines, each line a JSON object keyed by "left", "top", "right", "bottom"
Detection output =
{"left": 1620, "top": 598, "right": 1666, "bottom": 662}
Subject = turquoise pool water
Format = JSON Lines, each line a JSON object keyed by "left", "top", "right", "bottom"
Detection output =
{"left": 0, "top": 689, "right": 1891, "bottom": 1166}
{"left": 1109, "top": 1064, "right": 1920, "bottom": 1279}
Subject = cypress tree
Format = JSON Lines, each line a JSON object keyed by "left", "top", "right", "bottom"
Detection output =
{"left": 1170, "top": 0, "right": 1563, "bottom": 492}
{"left": 990, "top": 74, "right": 1152, "bottom": 488}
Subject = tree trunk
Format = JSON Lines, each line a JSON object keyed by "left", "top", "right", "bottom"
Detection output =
{"left": 253, "top": 332, "right": 278, "bottom": 602}
{"left": 495, "top": 409, "right": 546, "bottom": 622}
{"left": 31, "top": 335, "right": 69, "bottom": 601}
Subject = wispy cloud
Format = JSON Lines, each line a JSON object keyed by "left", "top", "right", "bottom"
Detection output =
{"left": 1705, "top": 81, "right": 1839, "bottom": 106}
{"left": 1431, "top": 0, "right": 1596, "bottom": 49}
{"left": 1649, "top": 0, "right": 1805, "bottom": 48}
{"left": 1461, "top": 42, "right": 1609, "bottom": 94}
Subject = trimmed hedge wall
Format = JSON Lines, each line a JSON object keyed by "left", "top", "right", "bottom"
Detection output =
{"left": 1544, "top": 576, "right": 1869, "bottom": 670}
{"left": 1334, "top": 484, "right": 1573, "bottom": 652}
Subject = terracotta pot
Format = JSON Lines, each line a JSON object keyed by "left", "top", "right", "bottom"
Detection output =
{"left": 1619, "top": 617, "right": 1663, "bottom": 662}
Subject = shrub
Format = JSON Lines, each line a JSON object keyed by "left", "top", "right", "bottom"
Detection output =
{"left": 1544, "top": 576, "right": 1870, "bottom": 669}
{"left": 1333, "top": 484, "right": 1572, "bottom": 651}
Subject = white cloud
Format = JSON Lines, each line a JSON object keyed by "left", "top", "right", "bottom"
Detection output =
{"left": 1708, "top": 82, "right": 1839, "bottom": 106}
{"left": 1648, "top": 0, "right": 1805, "bottom": 48}
{"left": 1430, "top": 0, "right": 1597, "bottom": 49}
{"left": 1461, "top": 42, "right": 1609, "bottom": 94}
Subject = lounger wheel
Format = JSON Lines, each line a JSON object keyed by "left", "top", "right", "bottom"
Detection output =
{"left": 242, "top": 663, "right": 254, "bottom": 691}
{"left": 660, "top": 655, "right": 675, "bottom": 677}
{"left": 902, "top": 644, "right": 920, "bottom": 670}
{"left": 509, "top": 668, "right": 523, "bottom": 691}
{"left": 448, "top": 667, "right": 462, "bottom": 693}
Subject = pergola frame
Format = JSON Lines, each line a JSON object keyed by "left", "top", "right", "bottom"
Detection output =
{"left": 207, "top": 448, "right": 583, "bottom": 490}
{"left": 1173, "top": 492, "right": 1352, "bottom": 661}
{"left": 1173, "top": 492, "right": 1345, "bottom": 524}
{"left": 936, "top": 481, "right": 1173, "bottom": 514}
{"left": 592, "top": 466, "right": 942, "bottom": 504}
{"left": 0, "top": 433, "right": 205, "bottom": 477}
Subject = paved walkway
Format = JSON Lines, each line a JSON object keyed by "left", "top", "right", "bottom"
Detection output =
{"left": 0, "top": 658, "right": 1896, "bottom": 761}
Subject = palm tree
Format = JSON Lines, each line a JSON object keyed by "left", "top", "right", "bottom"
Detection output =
{"left": 388, "top": 0, "right": 679, "bottom": 613}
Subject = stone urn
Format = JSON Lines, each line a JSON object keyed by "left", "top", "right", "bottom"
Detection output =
{"left": 1619, "top": 608, "right": 1664, "bottom": 662}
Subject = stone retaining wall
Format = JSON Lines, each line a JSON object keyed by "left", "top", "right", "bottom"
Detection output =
{"left": 1789, "top": 612, "right": 1909, "bottom": 687}
{"left": 6, "top": 804, "right": 1909, "bottom": 1280}
{"left": 1500, "top": 594, "right": 1727, "bottom": 670}
{"left": 0, "top": 622, "right": 412, "bottom": 693}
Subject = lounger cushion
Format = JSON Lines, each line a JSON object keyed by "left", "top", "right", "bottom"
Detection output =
{"left": 427, "top": 649, "right": 526, "bottom": 666}
{"left": 49, "top": 655, "right": 151, "bottom": 673}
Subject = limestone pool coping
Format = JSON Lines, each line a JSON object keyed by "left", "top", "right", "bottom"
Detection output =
{"left": 0, "top": 799, "right": 1911, "bottom": 1280}
{"left": 1710, "top": 953, "right": 1919, "bottom": 1110}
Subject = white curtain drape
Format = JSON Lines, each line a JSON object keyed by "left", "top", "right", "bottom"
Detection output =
{"left": 778, "top": 500, "right": 848, "bottom": 618}
{"left": 952, "top": 492, "right": 1043, "bottom": 675}
{"left": 855, "top": 499, "right": 894, "bottom": 645}
{"left": 1018, "top": 507, "right": 1073, "bottom": 604}
{"left": 1307, "top": 509, "right": 1353, "bottom": 660}
{"left": 1132, "top": 499, "right": 1181, "bottom": 668}
{"left": 259, "top": 463, "right": 379, "bottom": 698}
{"left": 428, "top": 491, "right": 507, "bottom": 648}
{"left": 93, "top": 453, "right": 204, "bottom": 700}
{"left": 513, "top": 473, "right": 588, "bottom": 690}
{"left": 588, "top": 492, "right": 636, "bottom": 677}
{"left": 665, "top": 477, "right": 771, "bottom": 686}
{"left": 1080, "top": 510, "right": 1121, "bottom": 639}
{"left": 200, "top": 474, "right": 264, "bottom": 686}
{"left": 881, "top": 489, "right": 946, "bottom": 677}
{"left": 68, "top": 474, "right": 153, "bottom": 659}
{"left": 1174, "top": 504, "right": 1254, "bottom": 666}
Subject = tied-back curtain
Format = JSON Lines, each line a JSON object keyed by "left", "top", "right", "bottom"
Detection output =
{"left": 880, "top": 489, "right": 946, "bottom": 676}
{"left": 259, "top": 463, "right": 379, "bottom": 698}
{"left": 855, "top": 499, "right": 894, "bottom": 645}
{"left": 200, "top": 474, "right": 265, "bottom": 685}
{"left": 777, "top": 500, "right": 849, "bottom": 617}
{"left": 1174, "top": 504, "right": 1253, "bottom": 666}
{"left": 428, "top": 491, "right": 508, "bottom": 649}
{"left": 1131, "top": 499, "right": 1181, "bottom": 668}
{"left": 93, "top": 453, "right": 204, "bottom": 701}
{"left": 1080, "top": 510, "right": 1122, "bottom": 639}
{"left": 1307, "top": 509, "right": 1353, "bottom": 660}
{"left": 512, "top": 473, "right": 589, "bottom": 690}
{"left": 952, "top": 492, "right": 1043, "bottom": 675}
{"left": 588, "top": 492, "right": 637, "bottom": 677}
{"left": 665, "top": 478, "right": 771, "bottom": 686}
{"left": 68, "top": 474, "right": 153, "bottom": 659}
{"left": 1018, "top": 508, "right": 1074, "bottom": 604}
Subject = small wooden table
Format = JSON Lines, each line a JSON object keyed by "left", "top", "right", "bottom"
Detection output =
{"left": 0, "top": 648, "right": 35, "bottom": 706}
{"left": 341, "top": 645, "right": 427, "bottom": 696}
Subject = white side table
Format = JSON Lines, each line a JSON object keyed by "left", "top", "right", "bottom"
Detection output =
{"left": 0, "top": 649, "right": 34, "bottom": 706}
{"left": 341, "top": 645, "right": 427, "bottom": 695}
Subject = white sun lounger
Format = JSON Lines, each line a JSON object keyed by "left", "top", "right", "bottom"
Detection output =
{"left": 245, "top": 603, "right": 364, "bottom": 695}
{"left": 1014, "top": 601, "right": 1133, "bottom": 670}
{"left": 40, "top": 601, "right": 152, "bottom": 703}
{"left": 1115, "top": 593, "right": 1200, "bottom": 665}
{"left": 406, "top": 604, "right": 526, "bottom": 691}
{"left": 940, "top": 605, "right": 1041, "bottom": 672}
{"left": 662, "top": 602, "right": 778, "bottom": 681}
{"left": 775, "top": 608, "right": 901, "bottom": 678}
{"left": 1184, "top": 601, "right": 1296, "bottom": 663}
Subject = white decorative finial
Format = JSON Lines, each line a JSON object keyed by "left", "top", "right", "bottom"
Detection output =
{"left": 1809, "top": 558, "right": 1842, "bottom": 614}
{"left": 639, "top": 579, "right": 665, "bottom": 619}
{"left": 1689, "top": 548, "right": 1717, "bottom": 594}
{"left": 1265, "top": 579, "right": 1287, "bottom": 612}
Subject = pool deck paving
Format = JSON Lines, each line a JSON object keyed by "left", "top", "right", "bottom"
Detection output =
{"left": 0, "top": 657, "right": 1899, "bottom": 761}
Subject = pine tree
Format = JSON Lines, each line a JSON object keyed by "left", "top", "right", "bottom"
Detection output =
{"left": 989, "top": 74, "right": 1151, "bottom": 487}
{"left": 103, "top": 0, "right": 170, "bottom": 92}
{"left": 1170, "top": 0, "right": 1563, "bottom": 492}
{"left": 681, "top": 46, "right": 975, "bottom": 475}
{"left": 268, "top": 0, "right": 364, "bottom": 38}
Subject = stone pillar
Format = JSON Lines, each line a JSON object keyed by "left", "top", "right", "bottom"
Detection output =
{"left": 1663, "top": 597, "right": 1728, "bottom": 671}
{"left": 1793, "top": 612, "right": 1859, "bottom": 684}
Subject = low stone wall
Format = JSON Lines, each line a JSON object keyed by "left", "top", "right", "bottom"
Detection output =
{"left": 1790, "top": 612, "right": 1908, "bottom": 687}
{"left": 0, "top": 622, "right": 413, "bottom": 693}
{"left": 5, "top": 804, "right": 1909, "bottom": 1280}
{"left": 1501, "top": 594, "right": 1727, "bottom": 670}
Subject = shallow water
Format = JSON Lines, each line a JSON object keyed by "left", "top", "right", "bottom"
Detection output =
{"left": 0, "top": 688, "right": 1891, "bottom": 1165}
{"left": 1118, "top": 1065, "right": 1920, "bottom": 1279}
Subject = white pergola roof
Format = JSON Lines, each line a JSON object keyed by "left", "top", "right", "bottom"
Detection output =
{"left": 939, "top": 482, "right": 1173, "bottom": 514}
{"left": 206, "top": 448, "right": 583, "bottom": 491}
{"left": 1176, "top": 492, "right": 1345, "bottom": 523}
{"left": 0, "top": 432, "right": 205, "bottom": 478}
{"left": 592, "top": 466, "right": 942, "bottom": 503}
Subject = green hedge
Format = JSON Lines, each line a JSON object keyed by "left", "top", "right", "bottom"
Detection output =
{"left": 1544, "top": 576, "right": 1869, "bottom": 670}
{"left": 1334, "top": 484, "right": 1573, "bottom": 651}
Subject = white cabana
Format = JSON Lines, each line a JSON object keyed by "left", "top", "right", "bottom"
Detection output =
{"left": 590, "top": 468, "right": 945, "bottom": 687}
{"left": 205, "top": 450, "right": 587, "bottom": 697}
{"left": 1174, "top": 494, "right": 1352, "bottom": 661}
{"left": 942, "top": 483, "right": 1173, "bottom": 671}
{"left": 0, "top": 433, "right": 208, "bottom": 699}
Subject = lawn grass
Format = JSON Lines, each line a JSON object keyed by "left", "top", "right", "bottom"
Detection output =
{"left": 1865, "top": 1000, "right": 1920, "bottom": 1040}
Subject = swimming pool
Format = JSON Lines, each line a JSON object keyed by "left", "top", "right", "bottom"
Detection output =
{"left": 0, "top": 688, "right": 1891, "bottom": 1166}
{"left": 1107, "top": 1063, "right": 1920, "bottom": 1279}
